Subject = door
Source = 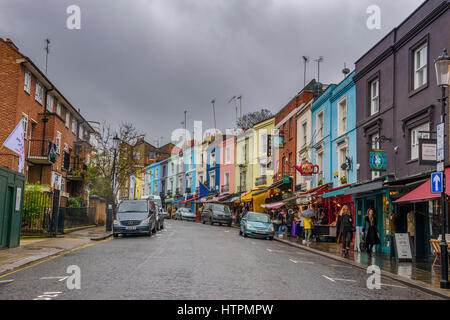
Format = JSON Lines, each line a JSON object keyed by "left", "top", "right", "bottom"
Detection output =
{"left": 414, "top": 202, "right": 429, "bottom": 259}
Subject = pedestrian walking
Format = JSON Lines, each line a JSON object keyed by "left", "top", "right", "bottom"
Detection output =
{"left": 335, "top": 205, "right": 354, "bottom": 257}
{"left": 362, "top": 208, "right": 381, "bottom": 257}
{"left": 302, "top": 205, "right": 313, "bottom": 244}
{"left": 286, "top": 209, "right": 294, "bottom": 237}
{"left": 278, "top": 208, "right": 287, "bottom": 238}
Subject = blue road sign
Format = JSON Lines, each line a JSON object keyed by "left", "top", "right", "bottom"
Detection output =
{"left": 431, "top": 172, "right": 443, "bottom": 193}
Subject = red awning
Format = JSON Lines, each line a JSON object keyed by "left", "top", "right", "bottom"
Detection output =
{"left": 394, "top": 168, "right": 450, "bottom": 204}
{"left": 180, "top": 195, "right": 199, "bottom": 204}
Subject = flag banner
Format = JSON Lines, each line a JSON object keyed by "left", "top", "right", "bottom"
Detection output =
{"left": 199, "top": 182, "right": 209, "bottom": 198}
{"left": 2, "top": 120, "right": 25, "bottom": 173}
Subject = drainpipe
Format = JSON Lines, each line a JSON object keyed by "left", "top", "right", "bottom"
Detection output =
{"left": 40, "top": 86, "right": 54, "bottom": 183}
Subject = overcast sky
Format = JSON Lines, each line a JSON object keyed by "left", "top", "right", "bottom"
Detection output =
{"left": 0, "top": 0, "right": 424, "bottom": 146}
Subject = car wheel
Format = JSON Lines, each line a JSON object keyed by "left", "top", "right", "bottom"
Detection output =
{"left": 113, "top": 233, "right": 118, "bottom": 238}
{"left": 219, "top": 223, "right": 222, "bottom": 226}
{"left": 202, "top": 219, "right": 206, "bottom": 224}
{"left": 269, "top": 236, "right": 274, "bottom": 240}
{"left": 243, "top": 231, "right": 248, "bottom": 238}
{"left": 239, "top": 228, "right": 242, "bottom": 236}
{"left": 227, "top": 223, "right": 232, "bottom": 227}
{"left": 210, "top": 218, "right": 214, "bottom": 225}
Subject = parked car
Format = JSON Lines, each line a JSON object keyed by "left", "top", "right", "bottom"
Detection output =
{"left": 239, "top": 212, "right": 274, "bottom": 240}
{"left": 113, "top": 199, "right": 158, "bottom": 237}
{"left": 202, "top": 203, "right": 232, "bottom": 226}
{"left": 174, "top": 208, "right": 193, "bottom": 221}
{"left": 180, "top": 209, "right": 196, "bottom": 221}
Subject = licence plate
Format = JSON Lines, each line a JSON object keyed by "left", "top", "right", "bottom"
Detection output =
{"left": 126, "top": 226, "right": 137, "bottom": 231}
{"left": 256, "top": 231, "right": 266, "bottom": 234}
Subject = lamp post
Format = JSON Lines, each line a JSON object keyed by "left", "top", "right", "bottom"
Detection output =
{"left": 434, "top": 48, "right": 450, "bottom": 289}
{"left": 112, "top": 134, "right": 120, "bottom": 203}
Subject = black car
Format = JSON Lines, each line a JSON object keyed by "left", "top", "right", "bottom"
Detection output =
{"left": 201, "top": 203, "right": 232, "bottom": 226}
{"left": 113, "top": 199, "right": 159, "bottom": 237}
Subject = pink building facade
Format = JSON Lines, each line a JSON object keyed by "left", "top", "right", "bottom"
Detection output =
{"left": 220, "top": 136, "right": 235, "bottom": 194}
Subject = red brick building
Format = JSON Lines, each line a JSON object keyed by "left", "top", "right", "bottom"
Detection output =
{"left": 0, "top": 38, "right": 96, "bottom": 204}
{"left": 274, "top": 80, "right": 320, "bottom": 190}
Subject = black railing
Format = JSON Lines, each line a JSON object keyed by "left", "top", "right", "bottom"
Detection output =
{"left": 59, "top": 207, "right": 89, "bottom": 229}
{"left": 21, "top": 190, "right": 54, "bottom": 234}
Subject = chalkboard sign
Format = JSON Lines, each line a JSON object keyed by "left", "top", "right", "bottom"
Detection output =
{"left": 393, "top": 233, "right": 413, "bottom": 262}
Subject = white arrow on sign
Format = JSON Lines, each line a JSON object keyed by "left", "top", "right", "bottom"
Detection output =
{"left": 433, "top": 174, "right": 441, "bottom": 191}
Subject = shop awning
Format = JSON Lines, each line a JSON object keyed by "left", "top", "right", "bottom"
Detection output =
{"left": 172, "top": 198, "right": 183, "bottom": 205}
{"left": 261, "top": 201, "right": 285, "bottom": 209}
{"left": 253, "top": 180, "right": 284, "bottom": 196}
{"left": 394, "top": 168, "right": 450, "bottom": 204}
{"left": 180, "top": 196, "right": 199, "bottom": 204}
{"left": 344, "top": 180, "right": 383, "bottom": 195}
{"left": 322, "top": 186, "right": 350, "bottom": 199}
{"left": 164, "top": 197, "right": 174, "bottom": 204}
{"left": 235, "top": 189, "right": 264, "bottom": 203}
{"left": 296, "top": 184, "right": 329, "bottom": 197}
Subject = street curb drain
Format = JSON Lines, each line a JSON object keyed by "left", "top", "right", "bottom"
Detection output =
{"left": 274, "top": 237, "right": 450, "bottom": 300}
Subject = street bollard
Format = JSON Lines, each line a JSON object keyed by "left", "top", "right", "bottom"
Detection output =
{"left": 106, "top": 204, "right": 113, "bottom": 232}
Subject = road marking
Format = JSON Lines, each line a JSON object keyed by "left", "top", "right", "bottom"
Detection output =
{"left": 322, "top": 275, "right": 336, "bottom": 282}
{"left": 33, "top": 291, "right": 62, "bottom": 300}
{"left": 0, "top": 238, "right": 112, "bottom": 280}
{"left": 0, "top": 279, "right": 14, "bottom": 283}
{"left": 333, "top": 278, "right": 356, "bottom": 282}
{"left": 224, "top": 230, "right": 230, "bottom": 233}
{"left": 290, "top": 259, "right": 314, "bottom": 264}
{"left": 380, "top": 283, "right": 407, "bottom": 289}
{"left": 267, "top": 248, "right": 284, "bottom": 253}
{"left": 40, "top": 276, "right": 69, "bottom": 282}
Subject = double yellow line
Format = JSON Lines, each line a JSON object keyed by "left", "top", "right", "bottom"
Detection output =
{"left": 0, "top": 238, "right": 112, "bottom": 280}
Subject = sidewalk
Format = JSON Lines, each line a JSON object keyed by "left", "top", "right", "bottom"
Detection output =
{"left": 0, "top": 226, "right": 112, "bottom": 275}
{"left": 275, "top": 234, "right": 450, "bottom": 299}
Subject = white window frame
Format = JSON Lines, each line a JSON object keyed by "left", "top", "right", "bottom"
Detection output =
{"left": 371, "top": 134, "right": 380, "bottom": 180}
{"left": 316, "top": 111, "right": 324, "bottom": 140}
{"left": 46, "top": 93, "right": 54, "bottom": 112}
{"left": 22, "top": 113, "right": 29, "bottom": 140}
{"left": 414, "top": 43, "right": 427, "bottom": 90}
{"left": 338, "top": 97, "right": 347, "bottom": 136}
{"left": 72, "top": 118, "right": 77, "bottom": 135}
{"left": 55, "top": 131, "right": 61, "bottom": 154}
{"left": 210, "top": 173, "right": 215, "bottom": 188}
{"left": 66, "top": 112, "right": 70, "bottom": 128}
{"left": 24, "top": 71, "right": 31, "bottom": 94}
{"left": 302, "top": 121, "right": 308, "bottom": 147}
{"left": 56, "top": 102, "right": 61, "bottom": 117}
{"left": 410, "top": 122, "right": 430, "bottom": 160}
{"left": 370, "top": 79, "right": 379, "bottom": 116}
{"left": 317, "top": 151, "right": 324, "bottom": 185}
{"left": 338, "top": 146, "right": 348, "bottom": 185}
{"left": 35, "top": 81, "right": 43, "bottom": 104}
{"left": 224, "top": 172, "right": 230, "bottom": 187}
{"left": 225, "top": 146, "right": 231, "bottom": 164}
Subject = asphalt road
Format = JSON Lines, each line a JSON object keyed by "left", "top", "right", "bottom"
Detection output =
{"left": 0, "top": 220, "right": 441, "bottom": 300}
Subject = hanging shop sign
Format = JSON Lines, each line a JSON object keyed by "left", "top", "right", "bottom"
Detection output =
{"left": 369, "top": 149, "right": 386, "bottom": 171}
{"left": 419, "top": 139, "right": 437, "bottom": 166}
{"left": 294, "top": 161, "right": 319, "bottom": 176}
{"left": 267, "top": 134, "right": 273, "bottom": 170}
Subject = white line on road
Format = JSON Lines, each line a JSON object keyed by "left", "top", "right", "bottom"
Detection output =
{"left": 289, "top": 259, "right": 314, "bottom": 264}
{"left": 322, "top": 275, "right": 355, "bottom": 282}
{"left": 322, "top": 275, "right": 336, "bottom": 282}
{"left": 380, "top": 283, "right": 407, "bottom": 289}
{"left": 266, "top": 248, "right": 285, "bottom": 253}
{"left": 333, "top": 278, "right": 356, "bottom": 282}
{"left": 0, "top": 279, "right": 14, "bottom": 283}
{"left": 40, "top": 276, "right": 68, "bottom": 282}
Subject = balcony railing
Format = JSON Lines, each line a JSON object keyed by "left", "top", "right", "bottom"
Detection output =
{"left": 255, "top": 175, "right": 267, "bottom": 186}
{"left": 67, "top": 157, "right": 87, "bottom": 181}
{"left": 27, "top": 139, "right": 56, "bottom": 165}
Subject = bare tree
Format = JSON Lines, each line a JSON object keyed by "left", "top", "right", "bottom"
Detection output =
{"left": 236, "top": 109, "right": 273, "bottom": 129}
{"left": 87, "top": 121, "right": 144, "bottom": 202}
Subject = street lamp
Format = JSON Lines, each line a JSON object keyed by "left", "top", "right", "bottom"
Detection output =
{"left": 434, "top": 48, "right": 450, "bottom": 289}
{"left": 112, "top": 134, "right": 120, "bottom": 202}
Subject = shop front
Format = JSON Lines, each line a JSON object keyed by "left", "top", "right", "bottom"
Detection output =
{"left": 345, "top": 181, "right": 392, "bottom": 254}
{"left": 393, "top": 170, "right": 450, "bottom": 260}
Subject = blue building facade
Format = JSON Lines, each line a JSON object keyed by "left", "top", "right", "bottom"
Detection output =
{"left": 329, "top": 71, "right": 357, "bottom": 188}
{"left": 206, "top": 140, "right": 221, "bottom": 194}
{"left": 311, "top": 84, "right": 336, "bottom": 188}
{"left": 149, "top": 162, "right": 161, "bottom": 195}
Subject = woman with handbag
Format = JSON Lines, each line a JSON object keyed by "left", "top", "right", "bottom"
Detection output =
{"left": 335, "top": 205, "right": 354, "bottom": 257}
{"left": 362, "top": 208, "right": 381, "bottom": 257}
